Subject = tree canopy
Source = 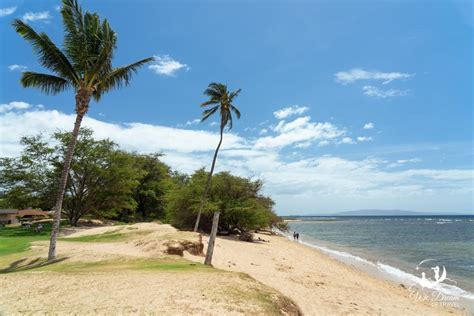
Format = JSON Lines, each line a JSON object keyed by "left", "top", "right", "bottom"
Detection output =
{"left": 0, "top": 129, "right": 283, "bottom": 231}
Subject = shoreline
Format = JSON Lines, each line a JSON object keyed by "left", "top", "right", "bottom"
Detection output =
{"left": 187, "top": 231, "right": 467, "bottom": 315}
{"left": 284, "top": 232, "right": 474, "bottom": 314}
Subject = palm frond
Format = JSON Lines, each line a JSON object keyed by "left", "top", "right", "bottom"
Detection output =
{"left": 12, "top": 19, "right": 78, "bottom": 84}
{"left": 85, "top": 19, "right": 117, "bottom": 86}
{"left": 229, "top": 88, "right": 241, "bottom": 101}
{"left": 230, "top": 105, "right": 241, "bottom": 119}
{"left": 93, "top": 57, "right": 154, "bottom": 100}
{"left": 21, "top": 72, "right": 71, "bottom": 95}
{"left": 61, "top": 0, "right": 85, "bottom": 67}
{"left": 201, "top": 106, "right": 219, "bottom": 122}
{"left": 200, "top": 99, "right": 219, "bottom": 107}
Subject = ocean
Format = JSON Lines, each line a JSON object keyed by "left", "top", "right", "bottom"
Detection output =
{"left": 287, "top": 215, "right": 474, "bottom": 304}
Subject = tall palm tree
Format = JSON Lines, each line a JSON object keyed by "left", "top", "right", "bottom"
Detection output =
{"left": 194, "top": 83, "right": 241, "bottom": 265}
{"left": 12, "top": 0, "right": 153, "bottom": 261}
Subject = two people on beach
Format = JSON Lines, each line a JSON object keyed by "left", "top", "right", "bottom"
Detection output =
{"left": 293, "top": 232, "right": 300, "bottom": 241}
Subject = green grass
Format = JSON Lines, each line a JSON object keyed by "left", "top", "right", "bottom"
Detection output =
{"left": 59, "top": 228, "right": 154, "bottom": 243}
{"left": 60, "top": 232, "right": 127, "bottom": 242}
{"left": 31, "top": 257, "right": 214, "bottom": 273}
{"left": 0, "top": 225, "right": 52, "bottom": 257}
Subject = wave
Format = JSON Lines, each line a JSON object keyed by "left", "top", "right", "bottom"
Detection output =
{"left": 280, "top": 231, "right": 474, "bottom": 301}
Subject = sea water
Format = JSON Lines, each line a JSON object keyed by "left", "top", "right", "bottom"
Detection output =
{"left": 287, "top": 216, "right": 474, "bottom": 305}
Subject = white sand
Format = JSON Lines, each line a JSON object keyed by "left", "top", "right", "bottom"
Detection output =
{"left": 186, "top": 233, "right": 464, "bottom": 316}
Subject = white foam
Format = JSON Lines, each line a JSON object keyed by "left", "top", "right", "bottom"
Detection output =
{"left": 279, "top": 230, "right": 474, "bottom": 301}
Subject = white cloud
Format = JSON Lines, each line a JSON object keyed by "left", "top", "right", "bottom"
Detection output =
{"left": 259, "top": 128, "right": 268, "bottom": 135}
{"left": 387, "top": 158, "right": 422, "bottom": 168}
{"left": 8, "top": 64, "right": 28, "bottom": 72}
{"left": 22, "top": 11, "right": 51, "bottom": 22}
{"left": 0, "top": 6, "right": 16, "bottom": 17}
{"left": 255, "top": 116, "right": 346, "bottom": 149}
{"left": 357, "top": 136, "right": 373, "bottom": 142}
{"left": 273, "top": 105, "right": 309, "bottom": 119}
{"left": 1, "top": 104, "right": 471, "bottom": 214}
{"left": 0, "top": 107, "right": 246, "bottom": 157}
{"left": 362, "top": 85, "right": 408, "bottom": 98}
{"left": 338, "top": 137, "right": 355, "bottom": 144}
{"left": 335, "top": 68, "right": 413, "bottom": 85}
{"left": 0, "top": 101, "right": 31, "bottom": 113}
{"left": 149, "top": 55, "right": 189, "bottom": 76}
{"left": 363, "top": 122, "right": 374, "bottom": 130}
{"left": 185, "top": 119, "right": 200, "bottom": 126}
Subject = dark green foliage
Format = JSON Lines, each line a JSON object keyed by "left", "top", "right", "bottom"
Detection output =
{"left": 166, "top": 169, "right": 280, "bottom": 233}
{"left": 131, "top": 154, "right": 175, "bottom": 220}
{"left": 0, "top": 129, "right": 141, "bottom": 225}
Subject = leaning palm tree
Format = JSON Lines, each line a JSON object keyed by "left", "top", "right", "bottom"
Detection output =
{"left": 12, "top": 0, "right": 153, "bottom": 261}
{"left": 193, "top": 83, "right": 241, "bottom": 265}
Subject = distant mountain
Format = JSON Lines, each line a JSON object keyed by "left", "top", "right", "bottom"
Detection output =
{"left": 331, "top": 209, "right": 472, "bottom": 216}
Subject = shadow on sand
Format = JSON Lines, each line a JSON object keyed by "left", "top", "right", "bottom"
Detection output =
{"left": 0, "top": 257, "right": 68, "bottom": 274}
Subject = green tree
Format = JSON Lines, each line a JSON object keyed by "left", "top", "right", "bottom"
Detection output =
{"left": 131, "top": 154, "right": 174, "bottom": 220}
{"left": 54, "top": 130, "right": 141, "bottom": 226}
{"left": 165, "top": 170, "right": 280, "bottom": 234}
{"left": 193, "top": 83, "right": 241, "bottom": 232}
{"left": 0, "top": 130, "right": 142, "bottom": 226}
{"left": 0, "top": 135, "right": 56, "bottom": 210}
{"left": 12, "top": 0, "right": 153, "bottom": 260}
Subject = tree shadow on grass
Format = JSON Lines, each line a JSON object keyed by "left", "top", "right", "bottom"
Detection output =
{"left": 0, "top": 256, "right": 69, "bottom": 274}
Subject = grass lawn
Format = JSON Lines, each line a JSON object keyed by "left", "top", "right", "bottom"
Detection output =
{"left": 0, "top": 225, "right": 52, "bottom": 257}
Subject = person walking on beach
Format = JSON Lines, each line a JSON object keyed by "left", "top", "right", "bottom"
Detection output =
{"left": 296, "top": 233, "right": 300, "bottom": 241}
{"left": 293, "top": 232, "right": 297, "bottom": 240}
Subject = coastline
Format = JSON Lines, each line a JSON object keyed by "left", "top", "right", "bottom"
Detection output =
{"left": 187, "top": 232, "right": 467, "bottom": 315}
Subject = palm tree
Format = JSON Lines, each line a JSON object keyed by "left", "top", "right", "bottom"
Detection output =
{"left": 193, "top": 83, "right": 241, "bottom": 265}
{"left": 12, "top": 0, "right": 153, "bottom": 261}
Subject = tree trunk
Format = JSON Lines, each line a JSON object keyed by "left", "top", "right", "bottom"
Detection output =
{"left": 204, "top": 211, "right": 220, "bottom": 266}
{"left": 193, "top": 127, "right": 224, "bottom": 232}
{"left": 48, "top": 90, "right": 90, "bottom": 261}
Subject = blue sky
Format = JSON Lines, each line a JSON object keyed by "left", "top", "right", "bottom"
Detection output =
{"left": 0, "top": 0, "right": 472, "bottom": 214}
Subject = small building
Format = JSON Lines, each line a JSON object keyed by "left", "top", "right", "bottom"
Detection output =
{"left": 0, "top": 209, "right": 19, "bottom": 225}
{"left": 18, "top": 209, "right": 49, "bottom": 222}
{"left": 0, "top": 208, "right": 49, "bottom": 225}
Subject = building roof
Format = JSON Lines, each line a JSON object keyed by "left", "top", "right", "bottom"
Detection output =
{"left": 0, "top": 209, "right": 18, "bottom": 215}
{"left": 18, "top": 209, "right": 48, "bottom": 217}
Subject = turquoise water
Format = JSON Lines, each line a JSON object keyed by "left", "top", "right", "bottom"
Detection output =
{"left": 288, "top": 216, "right": 474, "bottom": 295}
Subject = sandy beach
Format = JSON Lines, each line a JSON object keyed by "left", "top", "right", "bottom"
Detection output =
{"left": 0, "top": 223, "right": 465, "bottom": 315}
{"left": 187, "top": 232, "right": 464, "bottom": 315}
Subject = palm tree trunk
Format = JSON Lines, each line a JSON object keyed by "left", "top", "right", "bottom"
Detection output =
{"left": 47, "top": 90, "right": 90, "bottom": 261}
{"left": 204, "top": 211, "right": 220, "bottom": 265}
{"left": 193, "top": 127, "right": 224, "bottom": 232}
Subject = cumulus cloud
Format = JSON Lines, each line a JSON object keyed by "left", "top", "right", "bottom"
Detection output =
{"left": 357, "top": 136, "right": 373, "bottom": 142}
{"left": 149, "top": 55, "right": 190, "bottom": 76}
{"left": 0, "top": 107, "right": 246, "bottom": 157}
{"left": 8, "top": 64, "right": 28, "bottom": 72}
{"left": 0, "top": 101, "right": 31, "bottom": 113}
{"left": 255, "top": 116, "right": 345, "bottom": 149}
{"left": 362, "top": 85, "right": 408, "bottom": 98}
{"left": 335, "top": 68, "right": 413, "bottom": 85}
{"left": 1, "top": 104, "right": 471, "bottom": 213}
{"left": 273, "top": 105, "right": 309, "bottom": 119}
{"left": 0, "top": 6, "right": 16, "bottom": 17}
{"left": 185, "top": 119, "right": 200, "bottom": 126}
{"left": 363, "top": 122, "right": 374, "bottom": 130}
{"left": 22, "top": 11, "right": 51, "bottom": 22}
